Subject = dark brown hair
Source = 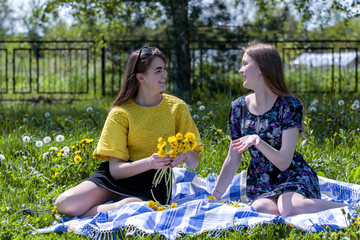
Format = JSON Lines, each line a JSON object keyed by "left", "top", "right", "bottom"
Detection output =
{"left": 243, "top": 40, "right": 292, "bottom": 97}
{"left": 109, "top": 47, "right": 167, "bottom": 111}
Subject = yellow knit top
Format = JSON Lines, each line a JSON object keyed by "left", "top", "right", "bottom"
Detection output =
{"left": 93, "top": 93, "right": 204, "bottom": 161}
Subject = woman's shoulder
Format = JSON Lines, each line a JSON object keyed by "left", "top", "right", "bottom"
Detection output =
{"left": 108, "top": 105, "right": 129, "bottom": 119}
{"left": 231, "top": 95, "right": 247, "bottom": 108}
{"left": 163, "top": 93, "right": 186, "bottom": 105}
{"left": 278, "top": 95, "right": 302, "bottom": 108}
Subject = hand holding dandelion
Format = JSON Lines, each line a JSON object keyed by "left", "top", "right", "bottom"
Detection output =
{"left": 152, "top": 132, "right": 198, "bottom": 204}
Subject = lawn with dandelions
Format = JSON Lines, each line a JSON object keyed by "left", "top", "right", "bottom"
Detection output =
{"left": 0, "top": 93, "right": 360, "bottom": 239}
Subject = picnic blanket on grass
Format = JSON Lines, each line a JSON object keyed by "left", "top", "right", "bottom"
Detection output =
{"left": 35, "top": 168, "right": 360, "bottom": 239}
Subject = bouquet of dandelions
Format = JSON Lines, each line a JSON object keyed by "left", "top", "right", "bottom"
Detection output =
{"left": 152, "top": 132, "right": 197, "bottom": 204}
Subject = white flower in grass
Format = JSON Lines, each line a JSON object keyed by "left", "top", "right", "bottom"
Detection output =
{"left": 199, "top": 105, "right": 205, "bottom": 111}
{"left": 353, "top": 100, "right": 359, "bottom": 105}
{"left": 43, "top": 136, "right": 51, "bottom": 143}
{"left": 352, "top": 103, "right": 359, "bottom": 110}
{"left": 311, "top": 99, "right": 318, "bottom": 105}
{"left": 55, "top": 135, "right": 65, "bottom": 142}
{"left": 0, "top": 154, "right": 5, "bottom": 160}
{"left": 45, "top": 112, "right": 51, "bottom": 118}
{"left": 23, "top": 136, "right": 31, "bottom": 143}
{"left": 193, "top": 114, "right": 199, "bottom": 119}
{"left": 197, "top": 101, "right": 202, "bottom": 106}
{"left": 338, "top": 100, "right": 345, "bottom": 106}
{"left": 86, "top": 107, "right": 93, "bottom": 113}
{"left": 23, "top": 117, "right": 28, "bottom": 123}
{"left": 309, "top": 107, "right": 317, "bottom": 112}
{"left": 63, "top": 146, "right": 70, "bottom": 153}
{"left": 35, "top": 141, "right": 43, "bottom": 147}
{"left": 49, "top": 147, "right": 58, "bottom": 152}
{"left": 42, "top": 152, "right": 49, "bottom": 160}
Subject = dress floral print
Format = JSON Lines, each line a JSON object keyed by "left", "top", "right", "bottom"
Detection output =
{"left": 228, "top": 95, "right": 321, "bottom": 204}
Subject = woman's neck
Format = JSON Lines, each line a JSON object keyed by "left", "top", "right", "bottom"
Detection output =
{"left": 133, "top": 92, "right": 163, "bottom": 107}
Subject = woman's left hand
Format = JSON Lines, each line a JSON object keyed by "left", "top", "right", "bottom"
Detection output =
{"left": 232, "top": 135, "right": 260, "bottom": 153}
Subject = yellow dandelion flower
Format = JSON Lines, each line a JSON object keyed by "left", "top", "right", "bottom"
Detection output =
{"left": 60, "top": 149, "right": 64, "bottom": 153}
{"left": 191, "top": 141, "right": 197, "bottom": 150}
{"left": 85, "top": 139, "right": 94, "bottom": 143}
{"left": 71, "top": 146, "right": 75, "bottom": 149}
{"left": 169, "top": 149, "right": 177, "bottom": 158}
{"left": 75, "top": 150, "right": 81, "bottom": 154}
{"left": 152, "top": 205, "right": 159, "bottom": 211}
{"left": 184, "top": 140, "right": 191, "bottom": 151}
{"left": 57, "top": 152, "right": 62, "bottom": 157}
{"left": 24, "top": 114, "right": 29, "bottom": 117}
{"left": 168, "top": 136, "right": 177, "bottom": 143}
{"left": 158, "top": 149, "right": 167, "bottom": 158}
{"left": 185, "top": 132, "right": 196, "bottom": 141}
{"left": 171, "top": 141, "right": 178, "bottom": 149}
{"left": 158, "top": 207, "right": 164, "bottom": 211}
{"left": 207, "top": 196, "right": 215, "bottom": 202}
{"left": 81, "top": 144, "right": 85, "bottom": 148}
{"left": 52, "top": 206, "right": 57, "bottom": 214}
{"left": 178, "top": 144, "right": 185, "bottom": 153}
{"left": 176, "top": 133, "right": 183, "bottom": 140}
{"left": 54, "top": 172, "right": 59, "bottom": 178}
{"left": 79, "top": 139, "right": 85, "bottom": 144}
{"left": 333, "top": 132, "right": 338, "bottom": 137}
{"left": 74, "top": 156, "right": 82, "bottom": 163}
{"left": 158, "top": 137, "right": 163, "bottom": 143}
{"left": 157, "top": 141, "right": 166, "bottom": 149}
{"left": 327, "top": 118, "right": 331, "bottom": 122}
{"left": 147, "top": 200, "right": 154, "bottom": 208}
{"left": 171, "top": 202, "right": 178, "bottom": 208}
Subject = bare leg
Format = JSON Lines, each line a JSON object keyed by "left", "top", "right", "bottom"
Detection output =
{"left": 278, "top": 192, "right": 347, "bottom": 217}
{"left": 251, "top": 197, "right": 279, "bottom": 215}
{"left": 56, "top": 180, "right": 141, "bottom": 217}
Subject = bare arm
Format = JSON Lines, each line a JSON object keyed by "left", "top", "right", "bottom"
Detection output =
{"left": 109, "top": 154, "right": 172, "bottom": 180}
{"left": 212, "top": 141, "right": 242, "bottom": 200}
{"left": 232, "top": 128, "right": 299, "bottom": 171}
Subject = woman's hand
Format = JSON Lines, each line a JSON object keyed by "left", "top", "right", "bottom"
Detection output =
{"left": 170, "top": 152, "right": 188, "bottom": 168}
{"left": 232, "top": 135, "right": 260, "bottom": 153}
{"left": 147, "top": 153, "right": 172, "bottom": 170}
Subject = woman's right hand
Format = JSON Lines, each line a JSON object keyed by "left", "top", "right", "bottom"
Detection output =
{"left": 147, "top": 153, "right": 172, "bottom": 170}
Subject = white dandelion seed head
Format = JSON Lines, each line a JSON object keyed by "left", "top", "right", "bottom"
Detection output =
{"left": 63, "top": 146, "right": 70, "bottom": 153}
{"left": 0, "top": 154, "right": 5, "bottom": 160}
{"left": 338, "top": 100, "right": 345, "bottom": 106}
{"left": 55, "top": 135, "right": 65, "bottom": 142}
{"left": 352, "top": 103, "right": 359, "bottom": 110}
{"left": 311, "top": 99, "right": 318, "bottom": 105}
{"left": 193, "top": 114, "right": 199, "bottom": 119}
{"left": 23, "top": 117, "right": 28, "bottom": 122}
{"left": 35, "top": 141, "right": 43, "bottom": 147}
{"left": 43, "top": 136, "right": 51, "bottom": 143}
{"left": 197, "top": 101, "right": 202, "bottom": 106}
{"left": 42, "top": 152, "right": 49, "bottom": 160}
{"left": 23, "top": 136, "right": 31, "bottom": 143}
{"left": 86, "top": 107, "right": 93, "bottom": 113}
{"left": 45, "top": 112, "right": 51, "bottom": 118}
{"left": 309, "top": 107, "right": 317, "bottom": 112}
{"left": 199, "top": 105, "right": 205, "bottom": 111}
{"left": 353, "top": 100, "right": 359, "bottom": 105}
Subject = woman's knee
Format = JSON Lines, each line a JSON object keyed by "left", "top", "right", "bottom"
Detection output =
{"left": 55, "top": 192, "right": 78, "bottom": 215}
{"left": 251, "top": 198, "right": 279, "bottom": 215}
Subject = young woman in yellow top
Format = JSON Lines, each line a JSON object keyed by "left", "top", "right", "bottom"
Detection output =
{"left": 55, "top": 47, "right": 204, "bottom": 218}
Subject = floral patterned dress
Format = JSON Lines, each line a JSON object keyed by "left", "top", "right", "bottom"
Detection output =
{"left": 228, "top": 95, "right": 321, "bottom": 204}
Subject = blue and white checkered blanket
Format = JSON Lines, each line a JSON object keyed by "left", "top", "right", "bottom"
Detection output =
{"left": 35, "top": 168, "right": 360, "bottom": 239}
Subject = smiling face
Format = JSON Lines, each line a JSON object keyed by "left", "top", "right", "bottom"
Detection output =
{"left": 239, "top": 52, "right": 262, "bottom": 90}
{"left": 138, "top": 56, "right": 168, "bottom": 94}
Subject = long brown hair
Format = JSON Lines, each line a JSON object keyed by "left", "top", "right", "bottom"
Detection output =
{"left": 243, "top": 41, "right": 292, "bottom": 97}
{"left": 109, "top": 47, "right": 167, "bottom": 111}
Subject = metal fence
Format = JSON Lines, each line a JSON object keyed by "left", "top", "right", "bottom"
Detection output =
{"left": 0, "top": 40, "right": 359, "bottom": 102}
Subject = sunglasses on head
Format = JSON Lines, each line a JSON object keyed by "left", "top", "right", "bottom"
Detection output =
{"left": 134, "top": 46, "right": 155, "bottom": 72}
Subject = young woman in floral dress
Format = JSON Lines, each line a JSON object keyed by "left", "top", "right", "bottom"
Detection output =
{"left": 212, "top": 41, "right": 346, "bottom": 216}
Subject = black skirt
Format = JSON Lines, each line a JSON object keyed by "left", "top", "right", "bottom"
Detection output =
{"left": 86, "top": 161, "right": 171, "bottom": 205}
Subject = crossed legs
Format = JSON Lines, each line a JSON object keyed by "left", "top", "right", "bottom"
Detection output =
{"left": 251, "top": 192, "right": 347, "bottom": 217}
{"left": 55, "top": 181, "right": 142, "bottom": 218}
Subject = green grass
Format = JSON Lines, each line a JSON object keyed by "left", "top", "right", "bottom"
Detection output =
{"left": 0, "top": 93, "right": 360, "bottom": 239}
